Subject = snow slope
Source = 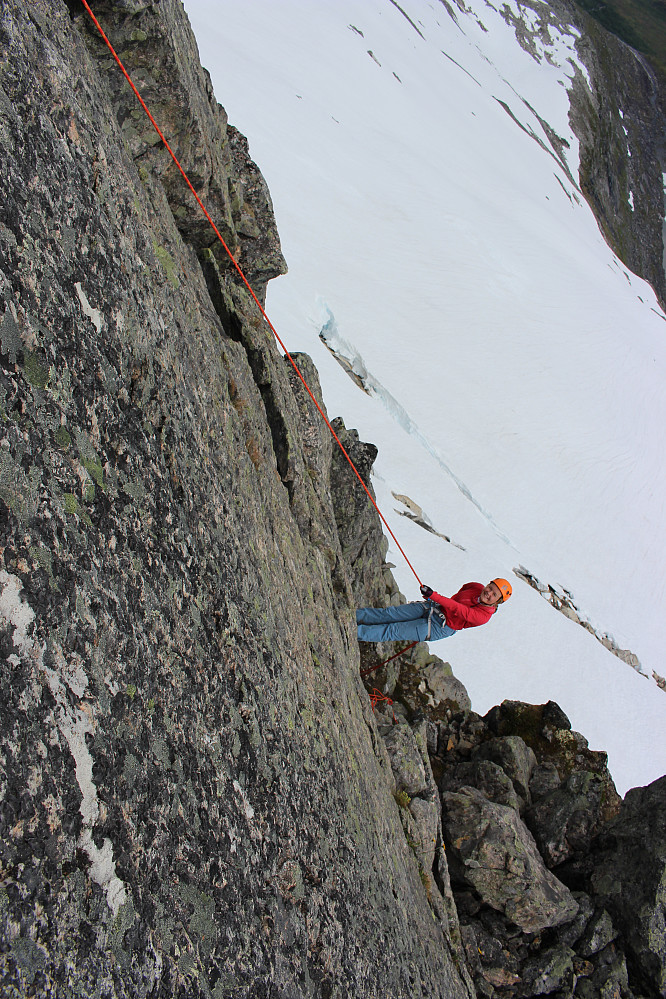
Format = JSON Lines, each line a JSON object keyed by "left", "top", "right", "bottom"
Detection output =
{"left": 183, "top": 0, "right": 666, "bottom": 795}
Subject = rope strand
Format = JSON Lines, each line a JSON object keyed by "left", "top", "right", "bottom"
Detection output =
{"left": 79, "top": 0, "right": 422, "bottom": 586}
{"left": 360, "top": 640, "right": 419, "bottom": 678}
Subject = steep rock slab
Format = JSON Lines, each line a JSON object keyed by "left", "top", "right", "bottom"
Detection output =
{"left": 71, "top": 0, "right": 287, "bottom": 302}
{"left": 591, "top": 774, "right": 666, "bottom": 997}
{"left": 441, "top": 787, "right": 579, "bottom": 933}
{"left": 0, "top": 2, "right": 472, "bottom": 996}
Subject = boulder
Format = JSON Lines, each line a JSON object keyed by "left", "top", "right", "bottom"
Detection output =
{"left": 420, "top": 663, "right": 472, "bottom": 712}
{"left": 526, "top": 771, "right": 609, "bottom": 868}
{"left": 443, "top": 759, "right": 522, "bottom": 812}
{"left": 517, "top": 944, "right": 575, "bottom": 996}
{"left": 577, "top": 909, "right": 617, "bottom": 958}
{"left": 549, "top": 899, "right": 594, "bottom": 963}
{"left": 441, "top": 787, "right": 579, "bottom": 933}
{"left": 530, "top": 762, "right": 562, "bottom": 802}
{"left": 590, "top": 774, "right": 666, "bottom": 997}
{"left": 473, "top": 735, "right": 537, "bottom": 808}
{"left": 461, "top": 922, "right": 521, "bottom": 992}
{"left": 572, "top": 943, "right": 631, "bottom": 999}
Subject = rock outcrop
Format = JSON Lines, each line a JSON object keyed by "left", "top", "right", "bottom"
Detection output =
{"left": 591, "top": 775, "right": 666, "bottom": 997}
{"left": 496, "top": 0, "right": 666, "bottom": 308}
{"left": 394, "top": 688, "right": 659, "bottom": 999}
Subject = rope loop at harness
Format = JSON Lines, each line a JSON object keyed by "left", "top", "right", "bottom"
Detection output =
{"left": 79, "top": 0, "right": 422, "bottom": 588}
{"left": 369, "top": 689, "right": 397, "bottom": 723}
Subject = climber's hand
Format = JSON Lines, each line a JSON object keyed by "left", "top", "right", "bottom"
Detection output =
{"left": 420, "top": 584, "right": 433, "bottom": 599}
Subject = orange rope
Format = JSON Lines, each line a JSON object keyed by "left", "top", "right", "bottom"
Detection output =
{"left": 79, "top": 0, "right": 422, "bottom": 587}
{"left": 360, "top": 640, "right": 418, "bottom": 677}
{"left": 369, "top": 689, "right": 397, "bottom": 723}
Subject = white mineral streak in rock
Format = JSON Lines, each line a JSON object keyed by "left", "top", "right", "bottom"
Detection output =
{"left": 233, "top": 779, "right": 255, "bottom": 821}
{"left": 0, "top": 570, "right": 35, "bottom": 661}
{"left": 74, "top": 280, "right": 103, "bottom": 333}
{"left": 0, "top": 571, "right": 128, "bottom": 916}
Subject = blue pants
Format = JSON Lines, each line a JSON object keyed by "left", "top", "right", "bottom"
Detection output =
{"left": 356, "top": 601, "right": 457, "bottom": 643}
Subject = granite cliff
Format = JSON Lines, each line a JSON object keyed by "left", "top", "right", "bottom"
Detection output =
{"left": 1, "top": 2, "right": 665, "bottom": 998}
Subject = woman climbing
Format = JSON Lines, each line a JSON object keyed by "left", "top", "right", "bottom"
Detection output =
{"left": 356, "top": 578, "right": 512, "bottom": 643}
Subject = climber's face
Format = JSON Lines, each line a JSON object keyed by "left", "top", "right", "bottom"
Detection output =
{"left": 479, "top": 581, "right": 502, "bottom": 606}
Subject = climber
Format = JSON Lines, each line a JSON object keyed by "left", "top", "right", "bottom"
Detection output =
{"left": 356, "top": 578, "right": 512, "bottom": 643}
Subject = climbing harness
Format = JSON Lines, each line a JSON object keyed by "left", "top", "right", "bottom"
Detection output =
{"left": 79, "top": 0, "right": 422, "bottom": 589}
{"left": 426, "top": 599, "right": 450, "bottom": 639}
{"left": 426, "top": 601, "right": 435, "bottom": 641}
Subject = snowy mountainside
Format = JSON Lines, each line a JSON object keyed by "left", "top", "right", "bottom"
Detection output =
{"left": 183, "top": 0, "right": 666, "bottom": 795}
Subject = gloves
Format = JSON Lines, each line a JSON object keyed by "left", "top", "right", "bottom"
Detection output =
{"left": 420, "top": 584, "right": 433, "bottom": 599}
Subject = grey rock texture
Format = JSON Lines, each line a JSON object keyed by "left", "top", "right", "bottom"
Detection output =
{"left": 591, "top": 775, "right": 666, "bottom": 997}
{"left": 526, "top": 770, "right": 611, "bottom": 869}
{"left": 0, "top": 2, "right": 472, "bottom": 996}
{"left": 473, "top": 736, "right": 537, "bottom": 812}
{"left": 382, "top": 723, "right": 428, "bottom": 797}
{"left": 446, "top": 759, "right": 522, "bottom": 812}
{"left": 441, "top": 787, "right": 579, "bottom": 933}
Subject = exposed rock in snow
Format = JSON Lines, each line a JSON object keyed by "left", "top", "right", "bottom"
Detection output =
{"left": 515, "top": 564, "right": 648, "bottom": 684}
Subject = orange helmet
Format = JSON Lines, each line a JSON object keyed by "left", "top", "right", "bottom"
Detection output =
{"left": 492, "top": 578, "right": 512, "bottom": 603}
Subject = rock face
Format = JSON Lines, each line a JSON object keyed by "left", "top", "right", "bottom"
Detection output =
{"left": 498, "top": 0, "right": 666, "bottom": 308}
{"left": 568, "top": 1, "right": 666, "bottom": 308}
{"left": 0, "top": 2, "right": 472, "bottom": 996}
{"left": 591, "top": 775, "right": 666, "bottom": 997}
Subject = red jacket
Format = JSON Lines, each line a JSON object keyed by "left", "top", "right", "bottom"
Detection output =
{"left": 429, "top": 582, "right": 496, "bottom": 631}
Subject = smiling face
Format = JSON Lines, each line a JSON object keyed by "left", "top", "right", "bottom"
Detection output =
{"left": 479, "top": 581, "right": 502, "bottom": 606}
